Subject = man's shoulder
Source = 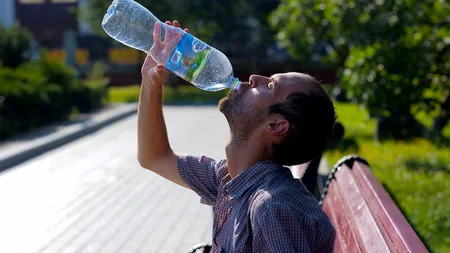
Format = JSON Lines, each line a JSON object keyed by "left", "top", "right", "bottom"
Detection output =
{"left": 215, "top": 158, "right": 228, "bottom": 179}
{"left": 254, "top": 168, "right": 314, "bottom": 203}
{"left": 250, "top": 184, "right": 316, "bottom": 217}
{"left": 249, "top": 171, "right": 332, "bottom": 223}
{"left": 249, "top": 176, "right": 336, "bottom": 252}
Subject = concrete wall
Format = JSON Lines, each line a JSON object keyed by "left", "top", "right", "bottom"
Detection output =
{"left": 0, "top": 0, "right": 15, "bottom": 27}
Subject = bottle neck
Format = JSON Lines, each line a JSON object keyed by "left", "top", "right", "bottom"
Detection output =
{"left": 229, "top": 77, "right": 242, "bottom": 91}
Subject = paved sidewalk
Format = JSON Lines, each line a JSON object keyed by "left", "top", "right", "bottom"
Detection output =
{"left": 0, "top": 106, "right": 226, "bottom": 253}
{"left": 0, "top": 103, "right": 138, "bottom": 171}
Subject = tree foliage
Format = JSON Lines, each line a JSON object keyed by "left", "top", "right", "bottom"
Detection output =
{"left": 271, "top": 0, "right": 450, "bottom": 137}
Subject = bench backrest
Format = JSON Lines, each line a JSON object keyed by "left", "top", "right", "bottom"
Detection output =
{"left": 321, "top": 158, "right": 429, "bottom": 253}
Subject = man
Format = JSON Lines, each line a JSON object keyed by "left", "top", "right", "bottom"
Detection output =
{"left": 137, "top": 20, "right": 336, "bottom": 253}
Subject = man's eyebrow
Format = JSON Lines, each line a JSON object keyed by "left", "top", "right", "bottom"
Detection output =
{"left": 269, "top": 75, "right": 279, "bottom": 92}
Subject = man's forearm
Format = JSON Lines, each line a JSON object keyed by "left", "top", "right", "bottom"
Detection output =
{"left": 137, "top": 83, "right": 173, "bottom": 167}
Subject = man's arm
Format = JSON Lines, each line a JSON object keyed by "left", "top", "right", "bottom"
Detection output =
{"left": 137, "top": 21, "right": 221, "bottom": 205}
{"left": 137, "top": 20, "right": 189, "bottom": 188}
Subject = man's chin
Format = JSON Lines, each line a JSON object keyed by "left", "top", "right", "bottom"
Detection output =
{"left": 218, "top": 93, "right": 232, "bottom": 112}
{"left": 218, "top": 99, "right": 228, "bottom": 115}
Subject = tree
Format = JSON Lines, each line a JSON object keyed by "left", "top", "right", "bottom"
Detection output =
{"left": 270, "top": 0, "right": 450, "bottom": 140}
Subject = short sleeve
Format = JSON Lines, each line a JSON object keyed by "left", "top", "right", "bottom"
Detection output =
{"left": 177, "top": 154, "right": 225, "bottom": 206}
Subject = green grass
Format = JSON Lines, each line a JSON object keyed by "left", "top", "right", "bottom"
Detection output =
{"left": 326, "top": 102, "right": 450, "bottom": 253}
{"left": 107, "top": 85, "right": 228, "bottom": 104}
{"left": 108, "top": 85, "right": 141, "bottom": 103}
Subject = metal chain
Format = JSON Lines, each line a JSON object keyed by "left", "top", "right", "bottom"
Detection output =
{"left": 318, "top": 165, "right": 341, "bottom": 206}
{"left": 319, "top": 155, "right": 370, "bottom": 206}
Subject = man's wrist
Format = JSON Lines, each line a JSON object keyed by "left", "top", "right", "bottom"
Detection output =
{"left": 142, "top": 83, "right": 164, "bottom": 103}
{"left": 141, "top": 80, "right": 163, "bottom": 92}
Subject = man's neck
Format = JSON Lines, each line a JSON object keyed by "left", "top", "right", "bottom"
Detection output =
{"left": 225, "top": 136, "right": 269, "bottom": 178}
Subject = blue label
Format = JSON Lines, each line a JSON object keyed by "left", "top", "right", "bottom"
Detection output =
{"left": 166, "top": 33, "right": 212, "bottom": 82}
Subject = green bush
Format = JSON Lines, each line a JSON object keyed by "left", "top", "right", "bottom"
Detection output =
{"left": 0, "top": 24, "right": 109, "bottom": 140}
{"left": 0, "top": 23, "right": 79, "bottom": 139}
{"left": 0, "top": 59, "right": 109, "bottom": 140}
{"left": 0, "top": 23, "right": 33, "bottom": 68}
{"left": 72, "top": 61, "right": 110, "bottom": 113}
{"left": 71, "top": 80, "right": 109, "bottom": 113}
{"left": 0, "top": 63, "right": 69, "bottom": 139}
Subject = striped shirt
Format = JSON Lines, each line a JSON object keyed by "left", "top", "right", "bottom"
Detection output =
{"left": 178, "top": 154, "right": 336, "bottom": 253}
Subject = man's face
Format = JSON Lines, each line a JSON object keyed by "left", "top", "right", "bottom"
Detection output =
{"left": 218, "top": 72, "right": 308, "bottom": 139}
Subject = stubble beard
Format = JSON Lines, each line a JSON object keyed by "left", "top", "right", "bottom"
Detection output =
{"left": 218, "top": 83, "right": 267, "bottom": 143}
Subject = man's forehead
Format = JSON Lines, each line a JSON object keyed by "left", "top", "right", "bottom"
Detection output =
{"left": 271, "top": 72, "right": 306, "bottom": 83}
{"left": 270, "top": 73, "right": 310, "bottom": 102}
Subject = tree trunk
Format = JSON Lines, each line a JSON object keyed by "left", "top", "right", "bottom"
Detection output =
{"left": 376, "top": 114, "right": 426, "bottom": 141}
{"left": 431, "top": 93, "right": 450, "bottom": 138}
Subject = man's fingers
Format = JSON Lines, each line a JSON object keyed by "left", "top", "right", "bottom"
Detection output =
{"left": 163, "top": 20, "right": 173, "bottom": 41}
{"left": 152, "top": 66, "right": 169, "bottom": 86}
{"left": 155, "top": 65, "right": 169, "bottom": 78}
{"left": 153, "top": 22, "right": 161, "bottom": 42}
{"left": 173, "top": 20, "right": 190, "bottom": 34}
{"left": 143, "top": 55, "right": 156, "bottom": 65}
{"left": 156, "top": 64, "right": 166, "bottom": 73}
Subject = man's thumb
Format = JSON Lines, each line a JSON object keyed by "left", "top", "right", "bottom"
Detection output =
{"left": 150, "top": 65, "right": 169, "bottom": 82}
{"left": 156, "top": 64, "right": 166, "bottom": 73}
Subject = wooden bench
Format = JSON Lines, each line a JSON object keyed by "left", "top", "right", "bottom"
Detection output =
{"left": 193, "top": 153, "right": 430, "bottom": 253}
{"left": 318, "top": 155, "right": 429, "bottom": 253}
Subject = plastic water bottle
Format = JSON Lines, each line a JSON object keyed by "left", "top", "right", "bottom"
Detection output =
{"left": 101, "top": 0, "right": 242, "bottom": 92}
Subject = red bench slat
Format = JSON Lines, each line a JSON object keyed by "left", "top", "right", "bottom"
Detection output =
{"left": 322, "top": 158, "right": 429, "bottom": 253}
{"left": 322, "top": 182, "right": 362, "bottom": 253}
{"left": 333, "top": 165, "right": 391, "bottom": 252}
{"left": 351, "top": 162, "right": 429, "bottom": 253}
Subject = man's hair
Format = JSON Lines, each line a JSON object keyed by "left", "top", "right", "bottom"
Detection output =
{"left": 268, "top": 77, "right": 337, "bottom": 166}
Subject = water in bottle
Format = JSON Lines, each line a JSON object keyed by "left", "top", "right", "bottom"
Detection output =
{"left": 101, "top": 0, "right": 242, "bottom": 92}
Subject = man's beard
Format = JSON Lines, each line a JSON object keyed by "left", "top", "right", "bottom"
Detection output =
{"left": 218, "top": 82, "right": 250, "bottom": 117}
{"left": 218, "top": 83, "right": 267, "bottom": 142}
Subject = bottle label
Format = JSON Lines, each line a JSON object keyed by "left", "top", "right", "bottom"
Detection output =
{"left": 166, "top": 33, "right": 212, "bottom": 82}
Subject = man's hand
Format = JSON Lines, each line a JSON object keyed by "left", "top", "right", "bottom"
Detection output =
{"left": 141, "top": 20, "right": 190, "bottom": 88}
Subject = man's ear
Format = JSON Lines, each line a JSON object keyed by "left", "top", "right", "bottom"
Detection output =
{"left": 264, "top": 114, "right": 289, "bottom": 136}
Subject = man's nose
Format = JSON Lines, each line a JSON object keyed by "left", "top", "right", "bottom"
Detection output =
{"left": 249, "top": 75, "right": 270, "bottom": 88}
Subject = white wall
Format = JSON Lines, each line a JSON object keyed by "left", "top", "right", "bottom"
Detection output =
{"left": 0, "top": 0, "right": 15, "bottom": 27}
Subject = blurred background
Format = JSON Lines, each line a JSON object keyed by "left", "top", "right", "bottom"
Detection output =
{"left": 0, "top": 0, "right": 449, "bottom": 252}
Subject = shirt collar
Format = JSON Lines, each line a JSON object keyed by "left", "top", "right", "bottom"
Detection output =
{"left": 225, "top": 160, "right": 283, "bottom": 199}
